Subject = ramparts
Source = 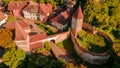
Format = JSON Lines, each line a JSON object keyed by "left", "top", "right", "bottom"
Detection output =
{"left": 71, "top": 23, "right": 113, "bottom": 64}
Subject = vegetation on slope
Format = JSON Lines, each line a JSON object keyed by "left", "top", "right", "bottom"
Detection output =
{"left": 26, "top": 54, "right": 66, "bottom": 68}
{"left": 37, "top": 23, "right": 56, "bottom": 35}
{"left": 2, "top": 45, "right": 26, "bottom": 68}
{"left": 0, "top": 28, "right": 14, "bottom": 49}
{"left": 82, "top": 0, "right": 120, "bottom": 55}
{"left": 81, "top": 0, "right": 120, "bottom": 67}
{"left": 77, "top": 30, "right": 109, "bottom": 53}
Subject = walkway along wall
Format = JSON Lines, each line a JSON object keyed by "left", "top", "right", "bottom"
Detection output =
{"left": 28, "top": 31, "right": 70, "bottom": 52}
{"left": 30, "top": 31, "right": 71, "bottom": 44}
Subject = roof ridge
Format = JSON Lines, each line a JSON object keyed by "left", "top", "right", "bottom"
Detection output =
{"left": 73, "top": 6, "right": 84, "bottom": 19}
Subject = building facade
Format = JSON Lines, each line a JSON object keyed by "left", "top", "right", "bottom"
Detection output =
{"left": 71, "top": 6, "right": 84, "bottom": 36}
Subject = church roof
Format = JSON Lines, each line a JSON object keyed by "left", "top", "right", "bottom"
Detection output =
{"left": 72, "top": 6, "right": 84, "bottom": 19}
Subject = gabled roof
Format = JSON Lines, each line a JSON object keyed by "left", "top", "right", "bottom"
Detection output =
{"left": 4, "top": 22, "right": 15, "bottom": 30}
{"left": 30, "top": 33, "right": 47, "bottom": 43}
{"left": 8, "top": 1, "right": 28, "bottom": 10}
{"left": 0, "top": 11, "right": 5, "bottom": 21}
{"left": 50, "top": 11, "right": 69, "bottom": 25}
{"left": 39, "top": 3, "right": 52, "bottom": 15}
{"left": 67, "top": 0, "right": 75, "bottom": 3}
{"left": 14, "top": 19, "right": 47, "bottom": 41}
{"left": 15, "top": 21, "right": 27, "bottom": 40}
{"left": 23, "top": 1, "right": 38, "bottom": 13}
{"left": 60, "top": 11, "right": 69, "bottom": 19}
{"left": 72, "top": 6, "right": 84, "bottom": 19}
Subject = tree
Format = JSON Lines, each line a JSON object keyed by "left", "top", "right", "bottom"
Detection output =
{"left": 2, "top": 45, "right": 26, "bottom": 68}
{"left": 0, "top": 28, "right": 13, "bottom": 49}
{"left": 44, "top": 41, "right": 51, "bottom": 51}
{"left": 26, "top": 55, "right": 66, "bottom": 68}
{"left": 82, "top": 0, "right": 120, "bottom": 30}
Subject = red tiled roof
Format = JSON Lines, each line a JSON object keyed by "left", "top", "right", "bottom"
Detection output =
{"left": 0, "top": 11, "right": 5, "bottom": 21}
{"left": 16, "top": 20, "right": 28, "bottom": 28}
{"left": 30, "top": 33, "right": 47, "bottom": 43}
{"left": 23, "top": 1, "right": 38, "bottom": 12}
{"left": 8, "top": 1, "right": 28, "bottom": 10}
{"left": 14, "top": 18, "right": 46, "bottom": 41}
{"left": 50, "top": 11, "right": 69, "bottom": 25}
{"left": 4, "top": 22, "right": 15, "bottom": 30}
{"left": 30, "top": 42, "right": 44, "bottom": 51}
{"left": 67, "top": 0, "right": 75, "bottom": 3}
{"left": 60, "top": 11, "right": 69, "bottom": 19}
{"left": 14, "top": 19, "right": 30, "bottom": 40}
{"left": 15, "top": 21, "right": 27, "bottom": 40}
{"left": 23, "top": 19, "right": 46, "bottom": 34}
{"left": 73, "top": 6, "right": 84, "bottom": 19}
{"left": 39, "top": 3, "right": 52, "bottom": 15}
{"left": 50, "top": 16, "right": 58, "bottom": 23}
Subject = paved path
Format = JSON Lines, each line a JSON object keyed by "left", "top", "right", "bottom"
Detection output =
{"left": 49, "top": 41, "right": 69, "bottom": 62}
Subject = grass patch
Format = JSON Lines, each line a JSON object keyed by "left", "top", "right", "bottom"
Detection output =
{"left": 37, "top": 23, "right": 56, "bottom": 35}
{"left": 6, "top": 15, "right": 15, "bottom": 22}
{"left": 37, "top": 41, "right": 51, "bottom": 53}
{"left": 77, "top": 30, "right": 110, "bottom": 53}
{"left": 44, "top": 41, "right": 51, "bottom": 51}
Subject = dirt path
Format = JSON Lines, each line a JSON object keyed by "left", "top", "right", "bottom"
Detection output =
{"left": 49, "top": 41, "right": 77, "bottom": 66}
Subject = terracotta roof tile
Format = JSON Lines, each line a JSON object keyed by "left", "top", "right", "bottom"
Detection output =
{"left": 60, "top": 11, "right": 69, "bottom": 19}
{"left": 23, "top": 1, "right": 38, "bottom": 12}
{"left": 14, "top": 18, "right": 47, "bottom": 41}
{"left": 68, "top": 0, "right": 74, "bottom": 3}
{"left": 8, "top": 1, "right": 28, "bottom": 10}
{"left": 50, "top": 11, "right": 69, "bottom": 25}
{"left": 73, "top": 6, "right": 84, "bottom": 19}
{"left": 39, "top": 3, "right": 52, "bottom": 15}
{"left": 15, "top": 21, "right": 27, "bottom": 40}
{"left": 30, "top": 33, "right": 47, "bottom": 42}
{"left": 4, "top": 22, "right": 15, "bottom": 30}
{"left": 16, "top": 20, "right": 28, "bottom": 28}
{"left": 30, "top": 42, "right": 43, "bottom": 51}
{"left": 0, "top": 11, "right": 5, "bottom": 21}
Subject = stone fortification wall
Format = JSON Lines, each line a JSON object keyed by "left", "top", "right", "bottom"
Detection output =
{"left": 71, "top": 33, "right": 110, "bottom": 64}
{"left": 71, "top": 23, "right": 113, "bottom": 64}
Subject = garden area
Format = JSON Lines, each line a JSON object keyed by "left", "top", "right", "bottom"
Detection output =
{"left": 36, "top": 22, "right": 57, "bottom": 35}
{"left": 77, "top": 30, "right": 110, "bottom": 53}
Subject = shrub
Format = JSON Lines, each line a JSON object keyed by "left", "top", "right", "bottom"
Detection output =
{"left": 77, "top": 30, "right": 109, "bottom": 53}
{"left": 44, "top": 41, "right": 51, "bottom": 51}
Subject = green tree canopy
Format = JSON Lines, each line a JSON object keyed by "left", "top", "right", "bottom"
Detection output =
{"left": 2, "top": 45, "right": 26, "bottom": 68}
{"left": 83, "top": 0, "right": 120, "bottom": 31}
{"left": 0, "top": 28, "right": 13, "bottom": 49}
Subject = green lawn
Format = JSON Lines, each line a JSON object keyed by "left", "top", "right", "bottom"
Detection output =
{"left": 37, "top": 23, "right": 56, "bottom": 35}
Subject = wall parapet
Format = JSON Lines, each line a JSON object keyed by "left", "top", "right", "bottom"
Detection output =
{"left": 71, "top": 32, "right": 110, "bottom": 64}
{"left": 71, "top": 23, "right": 113, "bottom": 64}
